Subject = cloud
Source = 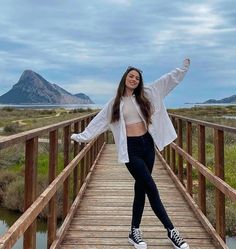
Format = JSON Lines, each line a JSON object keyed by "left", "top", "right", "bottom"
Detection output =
{"left": 102, "top": 0, "right": 131, "bottom": 6}
{"left": 61, "top": 77, "right": 118, "bottom": 104}
{"left": 0, "top": 0, "right": 235, "bottom": 106}
{"left": 65, "top": 79, "right": 117, "bottom": 96}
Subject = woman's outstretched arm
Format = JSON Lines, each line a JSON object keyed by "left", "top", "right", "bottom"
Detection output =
{"left": 70, "top": 98, "right": 113, "bottom": 143}
{"left": 147, "top": 58, "right": 190, "bottom": 99}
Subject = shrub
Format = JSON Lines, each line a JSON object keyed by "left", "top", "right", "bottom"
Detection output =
{"left": 3, "top": 122, "right": 22, "bottom": 134}
{"left": 2, "top": 107, "right": 14, "bottom": 112}
{"left": 2, "top": 174, "right": 63, "bottom": 219}
{"left": 226, "top": 201, "right": 236, "bottom": 236}
{"left": 0, "top": 146, "right": 25, "bottom": 169}
{"left": 3, "top": 177, "right": 25, "bottom": 212}
{"left": 0, "top": 170, "right": 17, "bottom": 203}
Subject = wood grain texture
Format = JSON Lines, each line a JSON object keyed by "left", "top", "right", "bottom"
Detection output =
{"left": 59, "top": 144, "right": 218, "bottom": 249}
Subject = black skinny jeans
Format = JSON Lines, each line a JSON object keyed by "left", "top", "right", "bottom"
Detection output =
{"left": 125, "top": 131, "right": 174, "bottom": 230}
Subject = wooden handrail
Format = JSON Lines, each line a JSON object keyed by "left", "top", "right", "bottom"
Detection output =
{"left": 170, "top": 142, "right": 236, "bottom": 202}
{"left": 0, "top": 111, "right": 234, "bottom": 249}
{"left": 0, "top": 112, "right": 98, "bottom": 150}
{"left": 0, "top": 111, "right": 107, "bottom": 249}
{"left": 159, "top": 113, "right": 236, "bottom": 247}
{"left": 157, "top": 149, "right": 228, "bottom": 249}
{"left": 169, "top": 113, "right": 236, "bottom": 133}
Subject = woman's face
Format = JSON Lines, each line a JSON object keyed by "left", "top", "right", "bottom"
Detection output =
{"left": 125, "top": 70, "right": 140, "bottom": 91}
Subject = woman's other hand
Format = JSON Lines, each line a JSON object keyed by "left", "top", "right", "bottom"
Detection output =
{"left": 183, "top": 58, "right": 190, "bottom": 68}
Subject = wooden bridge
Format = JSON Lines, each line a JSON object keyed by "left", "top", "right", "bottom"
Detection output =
{"left": 0, "top": 112, "right": 235, "bottom": 249}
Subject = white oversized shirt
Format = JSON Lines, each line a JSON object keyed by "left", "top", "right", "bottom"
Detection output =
{"left": 71, "top": 62, "right": 190, "bottom": 163}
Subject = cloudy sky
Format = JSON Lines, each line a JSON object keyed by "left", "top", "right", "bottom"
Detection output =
{"left": 0, "top": 0, "right": 235, "bottom": 107}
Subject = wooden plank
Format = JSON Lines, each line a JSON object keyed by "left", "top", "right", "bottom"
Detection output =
{"left": 177, "top": 118, "right": 183, "bottom": 183}
{"left": 198, "top": 124, "right": 206, "bottom": 215}
{"left": 157, "top": 149, "right": 227, "bottom": 249}
{"left": 186, "top": 121, "right": 193, "bottom": 196}
{"left": 60, "top": 246, "right": 217, "bottom": 249}
{"left": 73, "top": 122, "right": 79, "bottom": 198}
{"left": 166, "top": 144, "right": 170, "bottom": 165}
{"left": 67, "top": 225, "right": 208, "bottom": 233}
{"left": 171, "top": 116, "right": 177, "bottom": 174}
{"left": 0, "top": 140, "right": 96, "bottom": 249}
{"left": 64, "top": 230, "right": 210, "bottom": 239}
{"left": 49, "top": 142, "right": 106, "bottom": 249}
{"left": 169, "top": 113, "right": 236, "bottom": 134}
{"left": 47, "top": 130, "right": 58, "bottom": 248}
{"left": 24, "top": 137, "right": 38, "bottom": 249}
{"left": 61, "top": 237, "right": 215, "bottom": 247}
{"left": 63, "top": 125, "right": 70, "bottom": 218}
{"left": 80, "top": 119, "right": 86, "bottom": 188}
{"left": 170, "top": 142, "right": 236, "bottom": 203}
{"left": 57, "top": 144, "right": 220, "bottom": 249}
{"left": 214, "top": 129, "right": 226, "bottom": 241}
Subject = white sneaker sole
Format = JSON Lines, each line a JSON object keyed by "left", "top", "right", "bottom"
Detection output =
{"left": 168, "top": 239, "right": 190, "bottom": 249}
{"left": 128, "top": 237, "right": 147, "bottom": 249}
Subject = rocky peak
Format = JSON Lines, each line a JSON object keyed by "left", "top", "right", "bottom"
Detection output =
{"left": 16, "top": 70, "right": 51, "bottom": 89}
{"left": 0, "top": 69, "right": 94, "bottom": 104}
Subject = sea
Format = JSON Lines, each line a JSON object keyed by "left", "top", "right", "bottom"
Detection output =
{"left": 0, "top": 102, "right": 236, "bottom": 110}
{"left": 0, "top": 103, "right": 103, "bottom": 110}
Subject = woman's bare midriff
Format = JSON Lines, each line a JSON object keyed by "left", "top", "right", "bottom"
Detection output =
{"left": 126, "top": 122, "right": 147, "bottom": 137}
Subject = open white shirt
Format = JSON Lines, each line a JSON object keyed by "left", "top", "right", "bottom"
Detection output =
{"left": 71, "top": 62, "right": 190, "bottom": 163}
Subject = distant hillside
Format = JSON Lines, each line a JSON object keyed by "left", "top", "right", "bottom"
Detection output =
{"left": 0, "top": 70, "right": 93, "bottom": 104}
{"left": 74, "top": 93, "right": 94, "bottom": 104}
{"left": 204, "top": 94, "right": 236, "bottom": 104}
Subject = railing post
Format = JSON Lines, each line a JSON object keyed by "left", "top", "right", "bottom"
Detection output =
{"left": 24, "top": 137, "right": 38, "bottom": 249}
{"left": 86, "top": 148, "right": 92, "bottom": 172}
{"left": 92, "top": 143, "right": 95, "bottom": 165}
{"left": 85, "top": 117, "right": 90, "bottom": 174}
{"left": 214, "top": 128, "right": 225, "bottom": 241}
{"left": 63, "top": 125, "right": 70, "bottom": 218}
{"left": 198, "top": 124, "right": 206, "bottom": 215}
{"left": 47, "top": 130, "right": 58, "bottom": 248}
{"left": 73, "top": 122, "right": 79, "bottom": 199}
{"left": 171, "top": 116, "right": 176, "bottom": 174}
{"left": 186, "top": 121, "right": 193, "bottom": 196}
{"left": 162, "top": 147, "right": 165, "bottom": 159}
{"left": 177, "top": 119, "right": 183, "bottom": 184}
{"left": 166, "top": 145, "right": 170, "bottom": 166}
{"left": 80, "top": 120, "right": 85, "bottom": 188}
{"left": 161, "top": 149, "right": 164, "bottom": 157}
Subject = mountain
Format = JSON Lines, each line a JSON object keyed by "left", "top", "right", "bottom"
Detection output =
{"left": 74, "top": 93, "right": 94, "bottom": 104}
{"left": 203, "top": 94, "right": 236, "bottom": 104}
{"left": 0, "top": 70, "right": 93, "bottom": 104}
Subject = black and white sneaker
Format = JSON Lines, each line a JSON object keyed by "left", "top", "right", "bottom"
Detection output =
{"left": 167, "top": 227, "right": 189, "bottom": 249}
{"left": 128, "top": 227, "right": 147, "bottom": 249}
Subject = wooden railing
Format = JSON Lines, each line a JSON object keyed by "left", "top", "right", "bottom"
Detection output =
{"left": 158, "top": 113, "right": 236, "bottom": 249}
{"left": 1, "top": 111, "right": 235, "bottom": 249}
{"left": 0, "top": 111, "right": 106, "bottom": 249}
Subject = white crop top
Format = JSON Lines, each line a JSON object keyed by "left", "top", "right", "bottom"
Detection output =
{"left": 123, "top": 96, "right": 143, "bottom": 125}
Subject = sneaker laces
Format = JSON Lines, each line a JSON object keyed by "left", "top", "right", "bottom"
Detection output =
{"left": 170, "top": 228, "right": 185, "bottom": 246}
{"left": 132, "top": 228, "right": 143, "bottom": 243}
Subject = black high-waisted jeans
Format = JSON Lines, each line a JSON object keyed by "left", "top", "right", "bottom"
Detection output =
{"left": 125, "top": 131, "right": 174, "bottom": 229}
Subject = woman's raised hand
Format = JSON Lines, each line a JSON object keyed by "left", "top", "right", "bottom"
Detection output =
{"left": 183, "top": 58, "right": 190, "bottom": 68}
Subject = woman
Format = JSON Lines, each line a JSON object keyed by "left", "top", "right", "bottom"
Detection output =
{"left": 71, "top": 58, "right": 190, "bottom": 249}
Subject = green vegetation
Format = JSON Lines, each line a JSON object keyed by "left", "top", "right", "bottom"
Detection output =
{"left": 0, "top": 107, "right": 96, "bottom": 219}
{"left": 168, "top": 105, "right": 236, "bottom": 236}
{"left": 168, "top": 105, "right": 236, "bottom": 127}
{"left": 0, "top": 105, "right": 235, "bottom": 235}
{"left": 0, "top": 107, "right": 98, "bottom": 135}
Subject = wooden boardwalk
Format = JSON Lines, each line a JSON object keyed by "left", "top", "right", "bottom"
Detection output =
{"left": 59, "top": 144, "right": 217, "bottom": 249}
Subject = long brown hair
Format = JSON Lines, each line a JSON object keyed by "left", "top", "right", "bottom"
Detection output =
{"left": 111, "top": 67, "right": 153, "bottom": 126}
